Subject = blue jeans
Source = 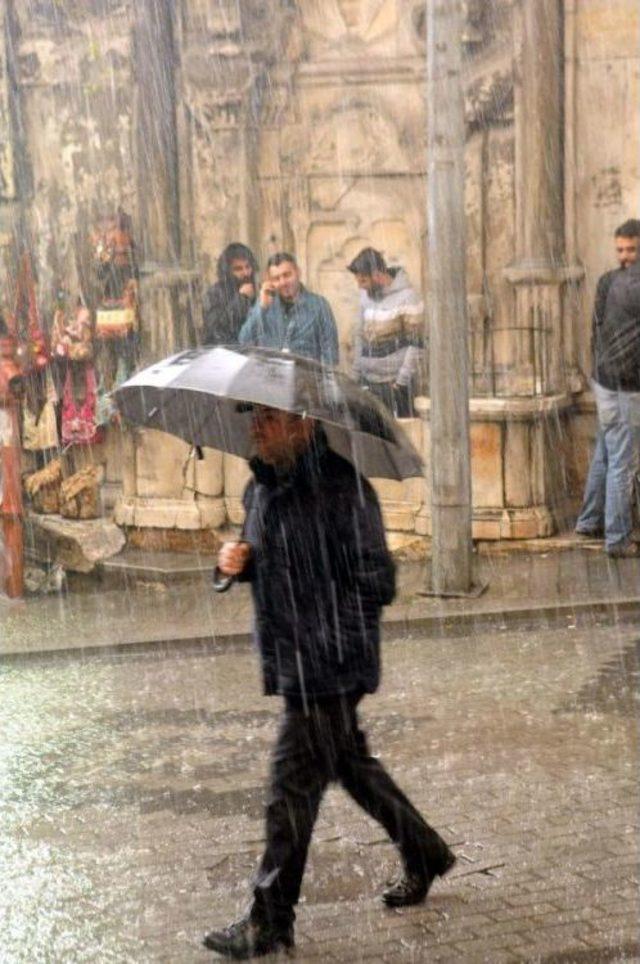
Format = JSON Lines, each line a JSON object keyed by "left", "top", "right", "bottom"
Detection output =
{"left": 576, "top": 380, "right": 640, "bottom": 550}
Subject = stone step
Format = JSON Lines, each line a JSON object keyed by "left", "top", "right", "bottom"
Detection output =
{"left": 99, "top": 547, "right": 217, "bottom": 584}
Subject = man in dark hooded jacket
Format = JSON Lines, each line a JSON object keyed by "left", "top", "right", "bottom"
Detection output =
{"left": 202, "top": 243, "right": 259, "bottom": 345}
{"left": 203, "top": 407, "right": 455, "bottom": 960}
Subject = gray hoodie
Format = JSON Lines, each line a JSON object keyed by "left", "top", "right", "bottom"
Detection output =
{"left": 351, "top": 268, "right": 425, "bottom": 387}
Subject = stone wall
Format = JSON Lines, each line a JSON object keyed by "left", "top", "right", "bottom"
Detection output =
{"left": 2, "top": 1, "right": 638, "bottom": 359}
{"left": 1, "top": 0, "right": 639, "bottom": 540}
{"left": 2, "top": 1, "right": 135, "bottom": 303}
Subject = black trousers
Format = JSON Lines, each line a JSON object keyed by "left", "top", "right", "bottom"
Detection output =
{"left": 251, "top": 693, "right": 449, "bottom": 929}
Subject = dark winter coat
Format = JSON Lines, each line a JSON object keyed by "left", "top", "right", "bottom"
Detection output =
{"left": 202, "top": 245, "right": 258, "bottom": 345}
{"left": 239, "top": 287, "right": 339, "bottom": 365}
{"left": 239, "top": 435, "right": 395, "bottom": 699}
{"left": 592, "top": 263, "right": 640, "bottom": 392}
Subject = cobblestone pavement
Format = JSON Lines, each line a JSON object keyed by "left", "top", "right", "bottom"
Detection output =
{"left": 1, "top": 621, "right": 638, "bottom": 963}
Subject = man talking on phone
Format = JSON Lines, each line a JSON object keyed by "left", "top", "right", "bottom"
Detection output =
{"left": 239, "top": 252, "right": 339, "bottom": 365}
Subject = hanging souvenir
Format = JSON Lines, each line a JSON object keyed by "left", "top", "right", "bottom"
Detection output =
{"left": 93, "top": 209, "right": 139, "bottom": 340}
{"left": 92, "top": 208, "right": 138, "bottom": 300}
{"left": 24, "top": 458, "right": 63, "bottom": 515}
{"left": 23, "top": 369, "right": 59, "bottom": 452}
{"left": 61, "top": 365, "right": 101, "bottom": 446}
{"left": 60, "top": 466, "right": 99, "bottom": 520}
{"left": 8, "top": 253, "right": 50, "bottom": 419}
{"left": 51, "top": 301, "right": 94, "bottom": 362}
{"left": 96, "top": 279, "right": 139, "bottom": 339}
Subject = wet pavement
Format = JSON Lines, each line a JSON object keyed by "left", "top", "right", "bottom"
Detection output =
{"left": 1, "top": 620, "right": 638, "bottom": 962}
{"left": 2, "top": 550, "right": 640, "bottom": 658}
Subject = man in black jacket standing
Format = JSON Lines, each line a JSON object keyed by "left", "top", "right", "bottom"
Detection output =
{"left": 202, "top": 243, "right": 259, "bottom": 346}
{"left": 575, "top": 219, "right": 640, "bottom": 557}
{"left": 203, "top": 407, "right": 455, "bottom": 959}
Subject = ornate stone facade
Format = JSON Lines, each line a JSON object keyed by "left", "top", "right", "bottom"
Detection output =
{"left": 1, "top": 0, "right": 639, "bottom": 541}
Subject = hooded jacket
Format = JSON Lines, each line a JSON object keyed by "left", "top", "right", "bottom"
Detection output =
{"left": 592, "top": 262, "right": 640, "bottom": 392}
{"left": 202, "top": 244, "right": 258, "bottom": 346}
{"left": 239, "top": 434, "right": 396, "bottom": 699}
{"left": 352, "top": 268, "right": 425, "bottom": 387}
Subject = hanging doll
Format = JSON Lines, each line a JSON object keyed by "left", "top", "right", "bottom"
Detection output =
{"left": 51, "top": 293, "right": 101, "bottom": 448}
{"left": 7, "top": 253, "right": 57, "bottom": 460}
{"left": 91, "top": 208, "right": 140, "bottom": 426}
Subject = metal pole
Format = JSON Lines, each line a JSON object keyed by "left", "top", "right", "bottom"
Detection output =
{"left": 426, "top": 0, "right": 473, "bottom": 594}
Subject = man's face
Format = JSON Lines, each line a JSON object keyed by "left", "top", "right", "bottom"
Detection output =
{"left": 353, "top": 270, "right": 386, "bottom": 296}
{"left": 251, "top": 407, "right": 314, "bottom": 465}
{"left": 230, "top": 258, "right": 253, "bottom": 285}
{"left": 268, "top": 261, "right": 300, "bottom": 303}
{"left": 615, "top": 236, "right": 639, "bottom": 269}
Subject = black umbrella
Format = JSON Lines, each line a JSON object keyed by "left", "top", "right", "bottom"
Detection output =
{"left": 114, "top": 345, "right": 423, "bottom": 480}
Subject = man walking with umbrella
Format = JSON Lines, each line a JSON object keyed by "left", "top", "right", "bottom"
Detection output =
{"left": 203, "top": 405, "right": 455, "bottom": 959}
{"left": 115, "top": 346, "right": 456, "bottom": 958}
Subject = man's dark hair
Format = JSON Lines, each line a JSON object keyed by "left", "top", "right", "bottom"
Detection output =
{"left": 221, "top": 242, "right": 258, "bottom": 267}
{"left": 615, "top": 219, "right": 640, "bottom": 239}
{"left": 347, "top": 247, "right": 387, "bottom": 276}
{"left": 267, "top": 252, "right": 297, "bottom": 269}
{"left": 216, "top": 242, "right": 259, "bottom": 286}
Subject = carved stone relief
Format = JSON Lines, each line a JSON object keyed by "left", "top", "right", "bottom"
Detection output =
{"left": 301, "top": 0, "right": 398, "bottom": 51}
{"left": 305, "top": 103, "right": 410, "bottom": 175}
{"left": 182, "top": 0, "right": 241, "bottom": 37}
{"left": 19, "top": 0, "right": 130, "bottom": 33}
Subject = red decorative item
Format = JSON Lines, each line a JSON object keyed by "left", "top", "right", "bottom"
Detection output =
{"left": 0, "top": 330, "right": 24, "bottom": 598}
{"left": 61, "top": 366, "right": 101, "bottom": 446}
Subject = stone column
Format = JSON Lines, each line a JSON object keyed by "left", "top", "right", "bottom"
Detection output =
{"left": 496, "top": 0, "right": 583, "bottom": 536}
{"left": 504, "top": 0, "right": 582, "bottom": 396}
{"left": 503, "top": 0, "right": 564, "bottom": 395}
{"left": 133, "top": 0, "right": 200, "bottom": 361}
{"left": 115, "top": 0, "right": 223, "bottom": 543}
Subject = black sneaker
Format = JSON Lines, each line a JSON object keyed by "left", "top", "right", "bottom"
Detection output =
{"left": 202, "top": 916, "right": 294, "bottom": 959}
{"left": 382, "top": 849, "right": 456, "bottom": 908}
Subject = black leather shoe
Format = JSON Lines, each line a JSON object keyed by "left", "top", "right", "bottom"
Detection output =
{"left": 382, "top": 849, "right": 456, "bottom": 908}
{"left": 202, "top": 916, "right": 294, "bottom": 959}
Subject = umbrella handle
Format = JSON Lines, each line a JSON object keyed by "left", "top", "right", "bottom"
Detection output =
{"left": 212, "top": 567, "right": 235, "bottom": 593}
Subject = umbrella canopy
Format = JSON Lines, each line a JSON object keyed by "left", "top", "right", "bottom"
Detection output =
{"left": 114, "top": 346, "right": 423, "bottom": 480}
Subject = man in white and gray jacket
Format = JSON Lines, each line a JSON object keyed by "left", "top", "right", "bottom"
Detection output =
{"left": 347, "top": 248, "right": 425, "bottom": 417}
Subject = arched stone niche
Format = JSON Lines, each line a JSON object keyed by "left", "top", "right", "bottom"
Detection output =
{"left": 259, "top": 93, "right": 425, "bottom": 361}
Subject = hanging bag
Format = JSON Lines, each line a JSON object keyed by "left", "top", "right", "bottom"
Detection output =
{"left": 61, "top": 365, "right": 100, "bottom": 446}
{"left": 51, "top": 304, "right": 94, "bottom": 362}
{"left": 95, "top": 280, "right": 139, "bottom": 339}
